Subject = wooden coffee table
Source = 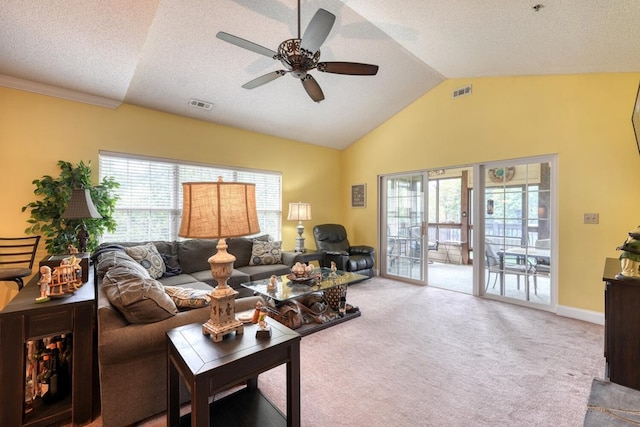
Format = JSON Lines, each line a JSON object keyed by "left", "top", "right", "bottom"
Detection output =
{"left": 167, "top": 320, "right": 301, "bottom": 427}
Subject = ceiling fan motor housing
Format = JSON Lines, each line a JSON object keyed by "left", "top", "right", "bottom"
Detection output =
{"left": 278, "top": 39, "right": 320, "bottom": 79}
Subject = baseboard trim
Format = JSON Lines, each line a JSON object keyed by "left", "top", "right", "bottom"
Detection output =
{"left": 557, "top": 305, "right": 604, "bottom": 325}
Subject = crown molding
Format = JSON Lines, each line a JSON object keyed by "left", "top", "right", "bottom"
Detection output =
{"left": 0, "top": 74, "right": 122, "bottom": 109}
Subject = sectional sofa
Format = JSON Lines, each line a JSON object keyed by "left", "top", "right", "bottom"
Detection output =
{"left": 93, "top": 236, "right": 300, "bottom": 426}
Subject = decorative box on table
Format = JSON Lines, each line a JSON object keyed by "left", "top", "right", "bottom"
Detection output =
{"left": 40, "top": 252, "right": 90, "bottom": 283}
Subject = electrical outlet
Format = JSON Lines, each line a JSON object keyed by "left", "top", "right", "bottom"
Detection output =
{"left": 584, "top": 213, "right": 599, "bottom": 224}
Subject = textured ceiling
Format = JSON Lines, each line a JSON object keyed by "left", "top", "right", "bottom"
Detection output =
{"left": 2, "top": 1, "right": 640, "bottom": 149}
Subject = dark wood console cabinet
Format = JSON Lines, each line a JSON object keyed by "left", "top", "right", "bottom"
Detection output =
{"left": 602, "top": 257, "right": 640, "bottom": 391}
{"left": 0, "top": 268, "right": 96, "bottom": 426}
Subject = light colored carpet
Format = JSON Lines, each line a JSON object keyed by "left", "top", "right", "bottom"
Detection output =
{"left": 87, "top": 276, "right": 605, "bottom": 426}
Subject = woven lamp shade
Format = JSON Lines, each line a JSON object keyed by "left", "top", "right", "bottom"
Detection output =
{"left": 178, "top": 181, "right": 260, "bottom": 239}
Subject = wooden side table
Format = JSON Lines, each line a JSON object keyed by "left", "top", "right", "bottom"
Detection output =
{"left": 602, "top": 257, "right": 640, "bottom": 391}
{"left": 0, "top": 268, "right": 96, "bottom": 426}
{"left": 167, "top": 320, "right": 301, "bottom": 427}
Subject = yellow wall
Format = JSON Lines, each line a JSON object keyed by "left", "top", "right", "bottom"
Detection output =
{"left": 0, "top": 87, "right": 343, "bottom": 306}
{"left": 343, "top": 73, "right": 640, "bottom": 313}
{"left": 3, "top": 73, "right": 640, "bottom": 313}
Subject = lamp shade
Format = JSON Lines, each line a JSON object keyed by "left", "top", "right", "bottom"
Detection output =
{"left": 287, "top": 202, "right": 312, "bottom": 221}
{"left": 178, "top": 181, "right": 260, "bottom": 239}
{"left": 61, "top": 188, "right": 102, "bottom": 219}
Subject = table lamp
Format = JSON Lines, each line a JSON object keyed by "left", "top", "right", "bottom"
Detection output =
{"left": 179, "top": 179, "right": 260, "bottom": 342}
{"left": 287, "top": 202, "right": 311, "bottom": 253}
{"left": 61, "top": 188, "right": 102, "bottom": 253}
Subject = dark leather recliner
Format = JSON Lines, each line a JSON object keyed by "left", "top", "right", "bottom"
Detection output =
{"left": 313, "top": 224, "right": 375, "bottom": 278}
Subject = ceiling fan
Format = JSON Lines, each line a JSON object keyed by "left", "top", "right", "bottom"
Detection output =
{"left": 216, "top": 0, "right": 379, "bottom": 102}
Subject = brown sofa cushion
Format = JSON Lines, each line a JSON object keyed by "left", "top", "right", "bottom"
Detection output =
{"left": 102, "top": 261, "right": 177, "bottom": 324}
{"left": 177, "top": 239, "right": 218, "bottom": 273}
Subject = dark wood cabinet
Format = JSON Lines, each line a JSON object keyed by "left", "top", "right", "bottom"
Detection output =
{"left": 602, "top": 257, "right": 640, "bottom": 391}
{"left": 0, "top": 268, "right": 96, "bottom": 426}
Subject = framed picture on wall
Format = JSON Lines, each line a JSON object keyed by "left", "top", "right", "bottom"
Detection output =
{"left": 351, "top": 184, "right": 366, "bottom": 208}
{"left": 633, "top": 81, "right": 640, "bottom": 155}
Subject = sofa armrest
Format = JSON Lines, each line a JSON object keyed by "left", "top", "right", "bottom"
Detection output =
{"left": 98, "top": 294, "right": 265, "bottom": 365}
{"left": 235, "top": 295, "right": 265, "bottom": 312}
{"left": 98, "top": 307, "right": 210, "bottom": 365}
{"left": 281, "top": 251, "right": 301, "bottom": 267}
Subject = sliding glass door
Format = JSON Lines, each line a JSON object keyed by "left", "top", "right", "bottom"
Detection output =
{"left": 481, "top": 159, "right": 554, "bottom": 307}
{"left": 378, "top": 157, "right": 555, "bottom": 310}
{"left": 380, "top": 173, "right": 428, "bottom": 284}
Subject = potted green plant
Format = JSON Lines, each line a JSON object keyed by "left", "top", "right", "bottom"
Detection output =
{"left": 22, "top": 160, "right": 119, "bottom": 254}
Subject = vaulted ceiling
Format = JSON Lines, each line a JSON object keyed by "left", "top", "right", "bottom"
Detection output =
{"left": 2, "top": 1, "right": 639, "bottom": 149}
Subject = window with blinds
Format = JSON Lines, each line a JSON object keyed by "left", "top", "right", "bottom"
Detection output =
{"left": 98, "top": 151, "right": 282, "bottom": 243}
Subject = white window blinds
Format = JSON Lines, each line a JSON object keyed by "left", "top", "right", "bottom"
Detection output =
{"left": 98, "top": 151, "right": 282, "bottom": 243}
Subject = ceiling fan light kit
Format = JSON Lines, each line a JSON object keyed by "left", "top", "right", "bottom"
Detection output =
{"left": 216, "top": 1, "right": 379, "bottom": 103}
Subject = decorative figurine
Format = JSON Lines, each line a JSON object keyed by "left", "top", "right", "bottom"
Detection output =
{"left": 328, "top": 261, "right": 338, "bottom": 282}
{"left": 65, "top": 256, "right": 83, "bottom": 290}
{"left": 267, "top": 275, "right": 277, "bottom": 291}
{"left": 77, "top": 224, "right": 89, "bottom": 253}
{"left": 252, "top": 301, "right": 263, "bottom": 324}
{"left": 35, "top": 266, "right": 51, "bottom": 303}
{"left": 48, "top": 257, "right": 83, "bottom": 296}
{"left": 616, "top": 226, "right": 640, "bottom": 280}
{"left": 255, "top": 306, "right": 271, "bottom": 339}
{"left": 67, "top": 243, "right": 78, "bottom": 254}
{"left": 338, "top": 296, "right": 347, "bottom": 317}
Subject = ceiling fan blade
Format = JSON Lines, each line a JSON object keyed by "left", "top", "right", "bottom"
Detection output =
{"left": 216, "top": 32, "right": 277, "bottom": 59}
{"left": 300, "top": 9, "right": 336, "bottom": 53}
{"left": 242, "top": 71, "right": 286, "bottom": 89}
{"left": 301, "top": 75, "right": 325, "bottom": 102}
{"left": 317, "top": 62, "right": 379, "bottom": 76}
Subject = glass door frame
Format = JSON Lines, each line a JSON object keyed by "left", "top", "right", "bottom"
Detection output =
{"left": 474, "top": 155, "right": 558, "bottom": 310}
{"left": 379, "top": 172, "right": 429, "bottom": 285}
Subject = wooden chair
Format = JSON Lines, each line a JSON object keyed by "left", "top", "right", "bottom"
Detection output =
{"left": 0, "top": 236, "right": 41, "bottom": 290}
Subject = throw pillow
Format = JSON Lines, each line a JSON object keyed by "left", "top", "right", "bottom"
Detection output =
{"left": 161, "top": 254, "right": 183, "bottom": 277}
{"left": 249, "top": 240, "right": 282, "bottom": 266}
{"left": 164, "top": 286, "right": 211, "bottom": 309}
{"left": 96, "top": 250, "right": 150, "bottom": 279}
{"left": 102, "top": 265, "right": 177, "bottom": 324}
{"left": 125, "top": 243, "right": 166, "bottom": 279}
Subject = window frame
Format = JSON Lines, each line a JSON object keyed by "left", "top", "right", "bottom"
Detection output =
{"left": 98, "top": 151, "right": 282, "bottom": 243}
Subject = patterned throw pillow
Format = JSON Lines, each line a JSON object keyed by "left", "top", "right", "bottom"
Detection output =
{"left": 102, "top": 265, "right": 177, "bottom": 324}
{"left": 125, "top": 243, "right": 166, "bottom": 279}
{"left": 164, "top": 286, "right": 211, "bottom": 309}
{"left": 249, "top": 240, "right": 282, "bottom": 265}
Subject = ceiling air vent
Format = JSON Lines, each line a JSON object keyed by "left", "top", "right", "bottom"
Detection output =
{"left": 188, "top": 98, "right": 213, "bottom": 110}
{"left": 452, "top": 85, "right": 472, "bottom": 99}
